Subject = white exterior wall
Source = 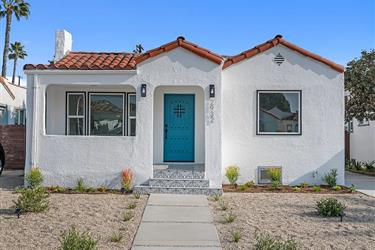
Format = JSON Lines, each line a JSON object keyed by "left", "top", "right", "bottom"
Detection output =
{"left": 25, "top": 47, "right": 223, "bottom": 188}
{"left": 350, "top": 120, "right": 375, "bottom": 162}
{"left": 222, "top": 45, "right": 345, "bottom": 185}
{"left": 0, "top": 82, "right": 26, "bottom": 124}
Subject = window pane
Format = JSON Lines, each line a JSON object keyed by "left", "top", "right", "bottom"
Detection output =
{"left": 130, "top": 118, "right": 136, "bottom": 136}
{"left": 68, "top": 118, "right": 84, "bottom": 135}
{"left": 0, "top": 107, "right": 8, "bottom": 125}
{"left": 90, "top": 94, "right": 123, "bottom": 136}
{"left": 129, "top": 95, "right": 136, "bottom": 117}
{"left": 69, "top": 94, "right": 84, "bottom": 116}
{"left": 258, "top": 92, "right": 300, "bottom": 133}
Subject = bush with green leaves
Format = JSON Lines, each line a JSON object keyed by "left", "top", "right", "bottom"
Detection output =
{"left": 323, "top": 169, "right": 338, "bottom": 187}
{"left": 133, "top": 192, "right": 141, "bottom": 199}
{"left": 75, "top": 178, "right": 86, "bottom": 193}
{"left": 219, "top": 200, "right": 228, "bottom": 211}
{"left": 254, "top": 232, "right": 297, "bottom": 250}
{"left": 122, "top": 211, "right": 133, "bottom": 221}
{"left": 26, "top": 167, "right": 43, "bottom": 188}
{"left": 239, "top": 184, "right": 247, "bottom": 191}
{"left": 316, "top": 198, "right": 346, "bottom": 217}
{"left": 225, "top": 165, "right": 240, "bottom": 185}
{"left": 271, "top": 180, "right": 281, "bottom": 190}
{"left": 224, "top": 211, "right": 236, "bottom": 223}
{"left": 300, "top": 182, "right": 309, "bottom": 189}
{"left": 231, "top": 230, "right": 241, "bottom": 243}
{"left": 211, "top": 194, "right": 220, "bottom": 201}
{"left": 348, "top": 184, "right": 356, "bottom": 193}
{"left": 332, "top": 185, "right": 342, "bottom": 191}
{"left": 267, "top": 168, "right": 281, "bottom": 182}
{"left": 127, "top": 202, "right": 136, "bottom": 209}
{"left": 245, "top": 181, "right": 255, "bottom": 188}
{"left": 59, "top": 226, "right": 98, "bottom": 250}
{"left": 313, "top": 186, "right": 321, "bottom": 192}
{"left": 110, "top": 233, "right": 123, "bottom": 242}
{"left": 13, "top": 187, "right": 49, "bottom": 212}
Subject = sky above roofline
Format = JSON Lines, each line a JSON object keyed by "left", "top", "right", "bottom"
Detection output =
{"left": 4, "top": 0, "right": 374, "bottom": 81}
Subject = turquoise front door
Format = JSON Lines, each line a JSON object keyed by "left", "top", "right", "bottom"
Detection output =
{"left": 164, "top": 94, "right": 195, "bottom": 162}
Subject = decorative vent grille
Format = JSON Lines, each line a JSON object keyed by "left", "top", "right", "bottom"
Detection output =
{"left": 273, "top": 53, "right": 285, "bottom": 66}
{"left": 258, "top": 166, "right": 282, "bottom": 184}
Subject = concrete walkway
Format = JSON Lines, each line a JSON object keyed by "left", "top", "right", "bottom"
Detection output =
{"left": 345, "top": 171, "right": 375, "bottom": 197}
{"left": 132, "top": 194, "right": 222, "bottom": 250}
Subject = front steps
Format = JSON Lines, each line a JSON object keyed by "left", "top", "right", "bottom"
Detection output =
{"left": 133, "top": 164, "right": 222, "bottom": 195}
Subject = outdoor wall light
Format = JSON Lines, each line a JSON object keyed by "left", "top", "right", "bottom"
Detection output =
{"left": 209, "top": 84, "right": 215, "bottom": 98}
{"left": 141, "top": 84, "right": 147, "bottom": 97}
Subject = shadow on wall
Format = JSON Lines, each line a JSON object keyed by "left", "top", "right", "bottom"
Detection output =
{"left": 288, "top": 150, "right": 345, "bottom": 186}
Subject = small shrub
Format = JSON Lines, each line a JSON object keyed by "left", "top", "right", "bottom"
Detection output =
{"left": 225, "top": 165, "right": 240, "bottom": 185}
{"left": 211, "top": 194, "right": 220, "bottom": 201}
{"left": 86, "top": 187, "right": 96, "bottom": 193}
{"left": 300, "top": 182, "right": 309, "bottom": 189}
{"left": 127, "top": 202, "right": 136, "bottom": 209}
{"left": 316, "top": 198, "right": 346, "bottom": 217}
{"left": 332, "top": 185, "right": 342, "bottom": 191}
{"left": 292, "top": 187, "right": 301, "bottom": 192}
{"left": 313, "top": 186, "right": 321, "bottom": 192}
{"left": 364, "top": 161, "right": 375, "bottom": 171}
{"left": 231, "top": 230, "right": 241, "bottom": 243}
{"left": 59, "top": 226, "right": 98, "bottom": 250}
{"left": 97, "top": 186, "right": 107, "bottom": 193}
{"left": 75, "top": 178, "right": 86, "bottom": 193}
{"left": 133, "top": 192, "right": 141, "bottom": 199}
{"left": 323, "top": 169, "right": 338, "bottom": 187}
{"left": 50, "top": 186, "right": 66, "bottom": 193}
{"left": 110, "top": 233, "right": 123, "bottom": 243}
{"left": 121, "top": 169, "right": 133, "bottom": 192}
{"left": 271, "top": 180, "right": 281, "bottom": 190}
{"left": 348, "top": 184, "right": 356, "bottom": 193}
{"left": 122, "top": 211, "right": 133, "bottom": 221}
{"left": 26, "top": 167, "right": 43, "bottom": 188}
{"left": 239, "top": 184, "right": 247, "bottom": 191}
{"left": 245, "top": 181, "right": 255, "bottom": 188}
{"left": 224, "top": 211, "right": 236, "bottom": 223}
{"left": 14, "top": 186, "right": 26, "bottom": 193}
{"left": 267, "top": 168, "right": 281, "bottom": 182}
{"left": 219, "top": 200, "right": 228, "bottom": 211}
{"left": 254, "top": 232, "right": 297, "bottom": 250}
{"left": 13, "top": 187, "right": 49, "bottom": 212}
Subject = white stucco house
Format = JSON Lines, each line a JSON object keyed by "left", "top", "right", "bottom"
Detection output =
{"left": 348, "top": 119, "right": 375, "bottom": 163}
{"left": 23, "top": 30, "right": 345, "bottom": 194}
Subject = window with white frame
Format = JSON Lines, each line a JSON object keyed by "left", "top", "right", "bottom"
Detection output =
{"left": 128, "top": 93, "right": 136, "bottom": 136}
{"left": 66, "top": 93, "right": 85, "bottom": 135}
{"left": 257, "top": 90, "right": 301, "bottom": 135}
{"left": 14, "top": 108, "right": 26, "bottom": 125}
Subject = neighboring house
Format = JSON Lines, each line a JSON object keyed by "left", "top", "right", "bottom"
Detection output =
{"left": 23, "top": 30, "right": 344, "bottom": 193}
{"left": 0, "top": 76, "right": 27, "bottom": 172}
{"left": 347, "top": 119, "right": 375, "bottom": 163}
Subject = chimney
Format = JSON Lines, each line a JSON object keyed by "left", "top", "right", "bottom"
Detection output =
{"left": 54, "top": 29, "right": 72, "bottom": 62}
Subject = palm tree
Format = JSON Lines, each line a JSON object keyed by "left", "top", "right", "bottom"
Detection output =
{"left": 0, "top": 0, "right": 30, "bottom": 77}
{"left": 8, "top": 41, "right": 26, "bottom": 84}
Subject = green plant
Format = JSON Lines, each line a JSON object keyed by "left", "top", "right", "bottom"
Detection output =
{"left": 122, "top": 211, "right": 133, "bottom": 221}
{"left": 254, "top": 232, "right": 297, "bottom": 250}
{"left": 348, "top": 184, "right": 356, "bottom": 193}
{"left": 133, "top": 192, "right": 141, "bottom": 199}
{"left": 300, "top": 182, "right": 309, "bottom": 189}
{"left": 219, "top": 200, "right": 228, "bottom": 211}
{"left": 25, "top": 167, "right": 43, "bottom": 188}
{"left": 110, "top": 233, "right": 123, "bottom": 242}
{"left": 231, "top": 230, "right": 241, "bottom": 243}
{"left": 267, "top": 168, "right": 281, "bottom": 182}
{"left": 292, "top": 187, "right": 301, "bottom": 192}
{"left": 75, "top": 178, "right": 86, "bottom": 193}
{"left": 49, "top": 186, "right": 66, "bottom": 193}
{"left": 121, "top": 169, "right": 133, "bottom": 192}
{"left": 211, "top": 194, "right": 220, "bottom": 201}
{"left": 313, "top": 186, "right": 321, "bottom": 192}
{"left": 323, "top": 169, "right": 338, "bottom": 187}
{"left": 13, "top": 187, "right": 49, "bottom": 212}
{"left": 97, "top": 186, "right": 107, "bottom": 193}
{"left": 14, "top": 186, "right": 26, "bottom": 193}
{"left": 225, "top": 165, "right": 240, "bottom": 185}
{"left": 245, "top": 181, "right": 255, "bottom": 188}
{"left": 59, "top": 226, "right": 98, "bottom": 250}
{"left": 316, "top": 198, "right": 346, "bottom": 217}
{"left": 224, "top": 211, "right": 236, "bottom": 223}
{"left": 239, "top": 184, "right": 247, "bottom": 191}
{"left": 127, "top": 202, "right": 136, "bottom": 209}
{"left": 271, "top": 181, "right": 281, "bottom": 190}
{"left": 86, "top": 187, "right": 96, "bottom": 193}
{"left": 332, "top": 185, "right": 342, "bottom": 191}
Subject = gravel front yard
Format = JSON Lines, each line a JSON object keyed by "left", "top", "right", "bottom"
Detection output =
{"left": 0, "top": 189, "right": 147, "bottom": 250}
{"left": 209, "top": 193, "right": 375, "bottom": 250}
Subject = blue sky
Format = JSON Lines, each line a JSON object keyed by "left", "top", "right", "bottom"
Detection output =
{"left": 4, "top": 0, "right": 375, "bottom": 80}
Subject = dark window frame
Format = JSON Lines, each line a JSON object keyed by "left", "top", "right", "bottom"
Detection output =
{"left": 256, "top": 90, "right": 302, "bottom": 136}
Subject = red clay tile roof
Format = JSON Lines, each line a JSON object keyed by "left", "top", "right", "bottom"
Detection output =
{"left": 24, "top": 35, "right": 344, "bottom": 73}
{"left": 223, "top": 35, "right": 344, "bottom": 72}
{"left": 24, "top": 52, "right": 137, "bottom": 70}
{"left": 135, "top": 36, "right": 223, "bottom": 65}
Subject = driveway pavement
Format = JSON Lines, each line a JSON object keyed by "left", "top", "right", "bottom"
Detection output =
{"left": 132, "top": 194, "right": 222, "bottom": 250}
{"left": 345, "top": 171, "right": 375, "bottom": 197}
{"left": 0, "top": 170, "right": 23, "bottom": 190}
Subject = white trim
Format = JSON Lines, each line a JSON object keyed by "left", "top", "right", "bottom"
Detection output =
{"left": 66, "top": 93, "right": 86, "bottom": 135}
{"left": 127, "top": 93, "right": 136, "bottom": 136}
{"left": 24, "top": 69, "right": 137, "bottom": 75}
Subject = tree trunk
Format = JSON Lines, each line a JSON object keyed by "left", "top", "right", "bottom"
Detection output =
{"left": 12, "top": 57, "right": 17, "bottom": 84}
{"left": 2, "top": 13, "right": 12, "bottom": 77}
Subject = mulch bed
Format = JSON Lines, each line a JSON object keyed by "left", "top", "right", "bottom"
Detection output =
{"left": 222, "top": 184, "right": 354, "bottom": 194}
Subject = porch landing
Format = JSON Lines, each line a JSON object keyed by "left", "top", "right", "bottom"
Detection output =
{"left": 132, "top": 194, "right": 222, "bottom": 249}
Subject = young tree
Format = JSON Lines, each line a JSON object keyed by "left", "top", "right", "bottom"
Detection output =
{"left": 345, "top": 50, "right": 375, "bottom": 122}
{"left": 0, "top": 0, "right": 30, "bottom": 77}
{"left": 9, "top": 41, "right": 27, "bottom": 84}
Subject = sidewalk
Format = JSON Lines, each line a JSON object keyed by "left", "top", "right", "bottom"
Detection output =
{"left": 345, "top": 171, "right": 375, "bottom": 197}
{"left": 132, "top": 194, "right": 222, "bottom": 249}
